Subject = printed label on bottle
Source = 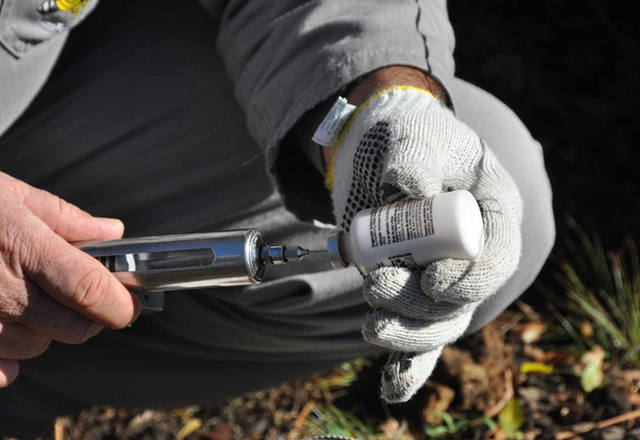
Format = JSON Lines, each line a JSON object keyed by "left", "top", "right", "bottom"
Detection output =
{"left": 387, "top": 253, "right": 419, "bottom": 269}
{"left": 369, "top": 199, "right": 434, "bottom": 248}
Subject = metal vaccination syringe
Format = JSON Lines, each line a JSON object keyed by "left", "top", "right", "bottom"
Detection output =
{"left": 81, "top": 190, "right": 484, "bottom": 312}
{"left": 81, "top": 230, "right": 326, "bottom": 291}
{"left": 80, "top": 229, "right": 328, "bottom": 312}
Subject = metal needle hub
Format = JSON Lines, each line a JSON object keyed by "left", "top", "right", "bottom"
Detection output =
{"left": 262, "top": 245, "right": 327, "bottom": 265}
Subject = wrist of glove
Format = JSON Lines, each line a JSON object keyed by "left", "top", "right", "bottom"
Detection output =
{"left": 328, "top": 86, "right": 523, "bottom": 403}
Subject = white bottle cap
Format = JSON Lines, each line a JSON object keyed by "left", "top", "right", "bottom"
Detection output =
{"left": 440, "top": 190, "right": 484, "bottom": 259}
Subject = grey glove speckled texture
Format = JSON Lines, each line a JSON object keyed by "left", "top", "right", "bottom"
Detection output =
{"left": 330, "top": 86, "right": 523, "bottom": 403}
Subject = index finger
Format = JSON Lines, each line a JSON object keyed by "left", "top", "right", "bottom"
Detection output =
{"left": 0, "top": 172, "right": 124, "bottom": 243}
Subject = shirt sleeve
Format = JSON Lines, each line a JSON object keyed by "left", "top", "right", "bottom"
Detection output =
{"left": 210, "top": 0, "right": 456, "bottom": 184}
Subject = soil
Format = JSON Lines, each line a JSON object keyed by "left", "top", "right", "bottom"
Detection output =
{"left": 40, "top": 309, "right": 640, "bottom": 439}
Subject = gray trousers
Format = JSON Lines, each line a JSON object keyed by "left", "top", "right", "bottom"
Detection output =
{"left": 0, "top": 1, "right": 554, "bottom": 434}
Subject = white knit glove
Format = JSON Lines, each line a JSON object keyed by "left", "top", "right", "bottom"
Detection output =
{"left": 328, "top": 86, "right": 523, "bottom": 403}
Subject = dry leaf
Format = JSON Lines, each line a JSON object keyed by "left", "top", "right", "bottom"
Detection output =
{"left": 518, "top": 387, "right": 544, "bottom": 412}
{"left": 611, "top": 370, "right": 640, "bottom": 405}
{"left": 441, "top": 347, "right": 489, "bottom": 410}
{"left": 520, "top": 362, "right": 554, "bottom": 375}
{"left": 127, "top": 410, "right": 157, "bottom": 430}
{"left": 485, "top": 427, "right": 508, "bottom": 440}
{"left": 621, "top": 370, "right": 640, "bottom": 380}
{"left": 581, "top": 359, "right": 604, "bottom": 393}
{"left": 200, "top": 424, "right": 234, "bottom": 440}
{"left": 579, "top": 346, "right": 605, "bottom": 369}
{"left": 287, "top": 400, "right": 315, "bottom": 440}
{"left": 423, "top": 382, "right": 456, "bottom": 424}
{"left": 498, "top": 398, "right": 524, "bottom": 438}
{"left": 54, "top": 417, "right": 71, "bottom": 440}
{"left": 485, "top": 370, "right": 514, "bottom": 418}
{"left": 523, "top": 345, "right": 573, "bottom": 365}
{"left": 173, "top": 405, "right": 201, "bottom": 421}
{"left": 537, "top": 350, "right": 573, "bottom": 365}
{"left": 577, "top": 346, "right": 605, "bottom": 393}
{"left": 554, "top": 431, "right": 577, "bottom": 440}
{"left": 481, "top": 325, "right": 516, "bottom": 410}
{"left": 519, "top": 322, "right": 547, "bottom": 344}
{"left": 378, "top": 419, "right": 402, "bottom": 437}
{"left": 621, "top": 370, "right": 640, "bottom": 405}
{"left": 380, "top": 418, "right": 401, "bottom": 437}
{"left": 549, "top": 389, "right": 585, "bottom": 407}
{"left": 515, "top": 301, "right": 541, "bottom": 321}
{"left": 629, "top": 393, "right": 640, "bottom": 406}
{"left": 523, "top": 428, "right": 542, "bottom": 439}
{"left": 579, "top": 321, "right": 594, "bottom": 338}
{"left": 177, "top": 418, "right": 203, "bottom": 440}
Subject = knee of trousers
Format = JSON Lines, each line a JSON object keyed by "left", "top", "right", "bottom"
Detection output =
{"left": 448, "top": 78, "right": 556, "bottom": 334}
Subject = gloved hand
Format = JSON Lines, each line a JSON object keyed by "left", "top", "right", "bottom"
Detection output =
{"left": 328, "top": 85, "right": 523, "bottom": 403}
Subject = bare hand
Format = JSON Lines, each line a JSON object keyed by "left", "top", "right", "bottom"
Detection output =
{"left": 0, "top": 172, "right": 140, "bottom": 387}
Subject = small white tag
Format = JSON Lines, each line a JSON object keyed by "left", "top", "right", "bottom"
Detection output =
{"left": 312, "top": 97, "right": 357, "bottom": 147}
{"left": 312, "top": 218, "right": 337, "bottom": 229}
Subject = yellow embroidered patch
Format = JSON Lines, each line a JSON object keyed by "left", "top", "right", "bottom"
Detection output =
{"left": 55, "top": 0, "right": 89, "bottom": 16}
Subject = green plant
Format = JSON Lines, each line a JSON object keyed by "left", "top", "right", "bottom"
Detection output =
{"left": 424, "top": 411, "right": 470, "bottom": 438}
{"left": 544, "top": 218, "right": 640, "bottom": 366}
{"left": 314, "top": 358, "right": 371, "bottom": 394}
{"left": 303, "top": 404, "right": 378, "bottom": 439}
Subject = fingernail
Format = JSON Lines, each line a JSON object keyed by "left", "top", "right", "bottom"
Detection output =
{"left": 95, "top": 217, "right": 124, "bottom": 231}
{"left": 127, "top": 297, "right": 143, "bottom": 328}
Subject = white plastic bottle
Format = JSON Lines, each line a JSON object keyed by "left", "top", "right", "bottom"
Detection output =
{"left": 326, "top": 190, "right": 484, "bottom": 273}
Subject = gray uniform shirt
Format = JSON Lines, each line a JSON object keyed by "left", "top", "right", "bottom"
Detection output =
{"left": 1, "top": 0, "right": 456, "bottom": 163}
{"left": 0, "top": 0, "right": 457, "bottom": 360}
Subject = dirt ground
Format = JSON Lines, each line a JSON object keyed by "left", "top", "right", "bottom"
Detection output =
{"left": 42, "top": 304, "right": 640, "bottom": 439}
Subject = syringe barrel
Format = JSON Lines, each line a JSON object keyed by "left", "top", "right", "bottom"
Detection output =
{"left": 81, "top": 229, "right": 267, "bottom": 292}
